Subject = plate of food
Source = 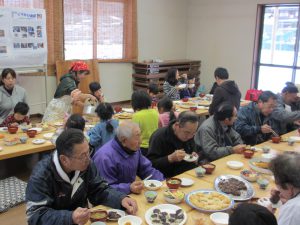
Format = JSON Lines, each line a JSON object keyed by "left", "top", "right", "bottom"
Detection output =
{"left": 197, "top": 100, "right": 211, "bottom": 106}
{"left": 107, "top": 209, "right": 126, "bottom": 221}
{"left": 249, "top": 157, "right": 272, "bottom": 174}
{"left": 32, "top": 139, "right": 46, "bottom": 145}
{"left": 145, "top": 204, "right": 187, "bottom": 225}
{"left": 185, "top": 189, "right": 234, "bottom": 213}
{"left": 4, "top": 137, "right": 19, "bottom": 146}
{"left": 114, "top": 112, "right": 133, "bottom": 119}
{"left": 144, "top": 180, "right": 163, "bottom": 191}
{"left": 214, "top": 175, "right": 255, "bottom": 201}
{"left": 179, "top": 102, "right": 197, "bottom": 109}
{"left": 183, "top": 154, "right": 198, "bottom": 162}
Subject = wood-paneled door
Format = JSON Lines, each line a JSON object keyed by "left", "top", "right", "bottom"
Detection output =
{"left": 55, "top": 59, "right": 100, "bottom": 114}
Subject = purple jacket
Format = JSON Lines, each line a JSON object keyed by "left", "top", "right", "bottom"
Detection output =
{"left": 92, "top": 138, "right": 164, "bottom": 194}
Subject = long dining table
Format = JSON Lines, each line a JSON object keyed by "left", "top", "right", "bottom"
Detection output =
{"left": 0, "top": 126, "right": 57, "bottom": 160}
{"left": 86, "top": 130, "right": 300, "bottom": 225}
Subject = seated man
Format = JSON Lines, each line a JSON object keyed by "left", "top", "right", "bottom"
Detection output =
{"left": 26, "top": 128, "right": 137, "bottom": 225}
{"left": 235, "top": 91, "right": 279, "bottom": 145}
{"left": 195, "top": 103, "right": 245, "bottom": 161}
{"left": 147, "top": 111, "right": 200, "bottom": 178}
{"left": 93, "top": 121, "right": 164, "bottom": 195}
{"left": 272, "top": 83, "right": 300, "bottom": 134}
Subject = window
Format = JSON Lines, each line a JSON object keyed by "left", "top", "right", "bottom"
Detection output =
{"left": 63, "top": 0, "right": 137, "bottom": 61}
{"left": 253, "top": 4, "right": 300, "bottom": 93}
{"left": 0, "top": 0, "right": 44, "bottom": 8}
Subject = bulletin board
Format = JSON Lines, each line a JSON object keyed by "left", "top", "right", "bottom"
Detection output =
{"left": 0, "top": 7, "right": 47, "bottom": 68}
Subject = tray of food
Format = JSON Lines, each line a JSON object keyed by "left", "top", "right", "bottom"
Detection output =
{"left": 249, "top": 157, "right": 272, "bottom": 174}
{"left": 179, "top": 102, "right": 197, "bottom": 109}
{"left": 114, "top": 112, "right": 133, "bottom": 119}
{"left": 214, "top": 175, "right": 255, "bottom": 201}
{"left": 185, "top": 189, "right": 234, "bottom": 213}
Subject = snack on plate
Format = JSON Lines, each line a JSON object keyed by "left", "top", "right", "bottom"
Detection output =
{"left": 253, "top": 161, "right": 269, "bottom": 169}
{"left": 189, "top": 191, "right": 231, "bottom": 210}
{"left": 150, "top": 208, "right": 184, "bottom": 224}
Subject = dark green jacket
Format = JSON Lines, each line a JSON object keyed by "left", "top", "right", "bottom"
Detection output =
{"left": 54, "top": 74, "right": 79, "bottom": 98}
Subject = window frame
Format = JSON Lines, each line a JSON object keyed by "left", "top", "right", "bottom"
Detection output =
{"left": 252, "top": 4, "right": 300, "bottom": 89}
{"left": 63, "top": 0, "right": 137, "bottom": 62}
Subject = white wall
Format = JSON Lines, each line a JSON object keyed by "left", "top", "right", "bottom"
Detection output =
{"left": 99, "top": 0, "right": 188, "bottom": 103}
{"left": 186, "top": 0, "right": 299, "bottom": 97}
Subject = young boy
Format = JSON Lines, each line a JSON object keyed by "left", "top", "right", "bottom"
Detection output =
{"left": 0, "top": 102, "right": 30, "bottom": 127}
{"left": 147, "top": 83, "right": 159, "bottom": 103}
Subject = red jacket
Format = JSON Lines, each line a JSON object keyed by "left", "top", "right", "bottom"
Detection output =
{"left": 0, "top": 114, "right": 30, "bottom": 127}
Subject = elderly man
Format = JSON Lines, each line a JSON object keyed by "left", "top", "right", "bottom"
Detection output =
{"left": 147, "top": 111, "right": 200, "bottom": 177}
{"left": 93, "top": 121, "right": 164, "bottom": 195}
{"left": 195, "top": 103, "right": 245, "bottom": 161}
{"left": 235, "top": 91, "right": 279, "bottom": 145}
{"left": 209, "top": 67, "right": 241, "bottom": 115}
{"left": 272, "top": 84, "right": 300, "bottom": 134}
{"left": 26, "top": 129, "right": 137, "bottom": 225}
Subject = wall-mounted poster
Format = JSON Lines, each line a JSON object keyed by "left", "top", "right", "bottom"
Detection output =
{"left": 0, "top": 7, "right": 47, "bottom": 68}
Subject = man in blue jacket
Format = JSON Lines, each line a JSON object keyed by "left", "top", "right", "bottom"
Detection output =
{"left": 235, "top": 91, "right": 279, "bottom": 145}
{"left": 26, "top": 128, "right": 137, "bottom": 225}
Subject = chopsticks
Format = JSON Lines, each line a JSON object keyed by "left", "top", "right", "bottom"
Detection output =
{"left": 270, "top": 129, "right": 279, "bottom": 137}
{"left": 143, "top": 174, "right": 152, "bottom": 181}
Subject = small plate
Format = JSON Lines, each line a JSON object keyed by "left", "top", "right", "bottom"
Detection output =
{"left": 184, "top": 154, "right": 198, "bottom": 162}
{"left": 257, "top": 197, "right": 282, "bottom": 209}
{"left": 32, "top": 139, "right": 46, "bottom": 145}
{"left": 180, "top": 178, "right": 194, "bottom": 187}
{"left": 288, "top": 136, "right": 300, "bottom": 142}
{"left": 249, "top": 157, "right": 272, "bottom": 174}
{"left": 53, "top": 122, "right": 63, "bottom": 127}
{"left": 122, "top": 108, "right": 134, "bottom": 113}
{"left": 107, "top": 209, "right": 126, "bottom": 221}
{"left": 0, "top": 127, "right": 8, "bottom": 132}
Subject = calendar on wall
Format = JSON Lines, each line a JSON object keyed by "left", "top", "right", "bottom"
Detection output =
{"left": 0, "top": 7, "right": 47, "bottom": 68}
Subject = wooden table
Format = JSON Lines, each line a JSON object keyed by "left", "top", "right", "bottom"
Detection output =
{"left": 0, "top": 128, "right": 56, "bottom": 160}
{"left": 88, "top": 129, "right": 298, "bottom": 225}
{"left": 174, "top": 98, "right": 251, "bottom": 116}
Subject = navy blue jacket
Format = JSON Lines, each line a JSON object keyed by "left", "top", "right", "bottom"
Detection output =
{"left": 26, "top": 152, "right": 126, "bottom": 225}
{"left": 235, "top": 102, "right": 280, "bottom": 145}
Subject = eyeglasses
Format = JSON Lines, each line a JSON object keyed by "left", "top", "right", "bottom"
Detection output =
{"left": 69, "top": 151, "right": 90, "bottom": 161}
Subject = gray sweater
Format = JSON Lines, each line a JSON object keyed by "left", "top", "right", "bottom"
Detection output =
{"left": 0, "top": 85, "right": 27, "bottom": 123}
{"left": 194, "top": 116, "right": 243, "bottom": 161}
{"left": 271, "top": 95, "right": 300, "bottom": 134}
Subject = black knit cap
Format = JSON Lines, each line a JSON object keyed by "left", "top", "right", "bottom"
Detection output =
{"left": 229, "top": 203, "right": 277, "bottom": 225}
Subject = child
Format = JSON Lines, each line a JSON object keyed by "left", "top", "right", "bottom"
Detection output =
{"left": 131, "top": 90, "right": 159, "bottom": 155}
{"left": 195, "top": 77, "right": 206, "bottom": 97}
{"left": 147, "top": 83, "right": 159, "bottom": 103}
{"left": 88, "top": 102, "right": 119, "bottom": 151}
{"left": 0, "top": 102, "right": 30, "bottom": 127}
{"left": 157, "top": 97, "right": 179, "bottom": 127}
{"left": 89, "top": 81, "right": 104, "bottom": 102}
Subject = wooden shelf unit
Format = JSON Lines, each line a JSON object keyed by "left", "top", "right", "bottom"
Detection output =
{"left": 132, "top": 60, "right": 201, "bottom": 92}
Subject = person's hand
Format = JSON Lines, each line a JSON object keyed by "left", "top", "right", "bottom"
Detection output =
{"left": 261, "top": 124, "right": 272, "bottom": 134}
{"left": 72, "top": 207, "right": 90, "bottom": 225}
{"left": 130, "top": 181, "right": 144, "bottom": 194}
{"left": 121, "top": 197, "right": 138, "bottom": 215}
{"left": 294, "top": 120, "right": 300, "bottom": 126}
{"left": 168, "top": 149, "right": 186, "bottom": 163}
{"left": 232, "top": 144, "right": 246, "bottom": 154}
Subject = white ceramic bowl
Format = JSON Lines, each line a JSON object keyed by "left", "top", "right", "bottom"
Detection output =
{"left": 144, "top": 180, "right": 162, "bottom": 191}
{"left": 210, "top": 212, "right": 229, "bottom": 225}
{"left": 118, "top": 215, "right": 142, "bottom": 225}
{"left": 43, "top": 132, "right": 54, "bottom": 140}
{"left": 226, "top": 161, "right": 244, "bottom": 170}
